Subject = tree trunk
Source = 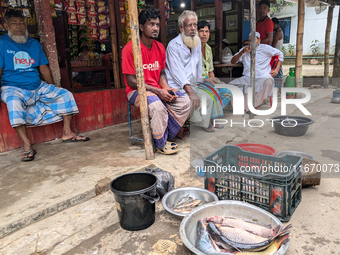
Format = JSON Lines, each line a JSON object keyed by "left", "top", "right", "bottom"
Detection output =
{"left": 295, "top": 0, "right": 304, "bottom": 96}
{"left": 324, "top": 5, "right": 334, "bottom": 88}
{"left": 127, "top": 0, "right": 154, "bottom": 160}
{"left": 215, "top": 0, "right": 223, "bottom": 63}
{"left": 333, "top": 7, "right": 340, "bottom": 88}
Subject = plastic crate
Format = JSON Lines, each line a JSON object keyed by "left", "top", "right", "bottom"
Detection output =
{"left": 204, "top": 145, "right": 302, "bottom": 222}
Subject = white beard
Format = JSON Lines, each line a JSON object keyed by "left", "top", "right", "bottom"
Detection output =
{"left": 8, "top": 29, "right": 29, "bottom": 44}
{"left": 181, "top": 31, "right": 200, "bottom": 49}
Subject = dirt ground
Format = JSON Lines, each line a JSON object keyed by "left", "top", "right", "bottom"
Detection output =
{"left": 0, "top": 87, "right": 339, "bottom": 255}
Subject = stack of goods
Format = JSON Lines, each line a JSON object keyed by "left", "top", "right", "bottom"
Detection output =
{"left": 196, "top": 216, "right": 292, "bottom": 254}
{"left": 66, "top": 0, "right": 110, "bottom": 67}
{"left": 0, "top": 0, "right": 38, "bottom": 36}
{"left": 119, "top": 0, "right": 145, "bottom": 46}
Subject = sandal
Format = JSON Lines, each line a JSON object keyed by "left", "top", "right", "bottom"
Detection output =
{"left": 21, "top": 149, "right": 37, "bottom": 162}
{"left": 62, "top": 135, "right": 90, "bottom": 143}
{"left": 203, "top": 124, "right": 215, "bottom": 132}
{"left": 156, "top": 141, "right": 179, "bottom": 155}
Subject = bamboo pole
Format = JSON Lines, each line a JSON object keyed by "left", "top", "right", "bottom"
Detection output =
{"left": 215, "top": 0, "right": 223, "bottom": 63}
{"left": 324, "top": 5, "right": 334, "bottom": 88}
{"left": 332, "top": 6, "right": 340, "bottom": 87}
{"left": 295, "top": 0, "right": 305, "bottom": 96}
{"left": 249, "top": 0, "right": 256, "bottom": 119}
{"left": 108, "top": 0, "right": 121, "bottom": 89}
{"left": 128, "top": 0, "right": 154, "bottom": 160}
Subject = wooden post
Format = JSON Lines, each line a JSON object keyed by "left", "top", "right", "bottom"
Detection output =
{"left": 333, "top": 6, "right": 340, "bottom": 87}
{"left": 114, "top": 0, "right": 125, "bottom": 88}
{"left": 108, "top": 0, "right": 121, "bottom": 89}
{"left": 215, "top": 0, "right": 223, "bottom": 63}
{"left": 127, "top": 0, "right": 154, "bottom": 160}
{"left": 295, "top": 0, "right": 305, "bottom": 94}
{"left": 33, "top": 0, "right": 61, "bottom": 86}
{"left": 154, "top": 0, "right": 167, "bottom": 46}
{"left": 191, "top": 0, "right": 197, "bottom": 11}
{"left": 324, "top": 5, "right": 334, "bottom": 88}
{"left": 249, "top": 0, "right": 256, "bottom": 119}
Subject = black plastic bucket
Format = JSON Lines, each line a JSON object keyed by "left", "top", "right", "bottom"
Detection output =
{"left": 110, "top": 172, "right": 159, "bottom": 231}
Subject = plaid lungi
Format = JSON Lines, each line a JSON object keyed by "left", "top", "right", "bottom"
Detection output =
{"left": 1, "top": 82, "right": 79, "bottom": 128}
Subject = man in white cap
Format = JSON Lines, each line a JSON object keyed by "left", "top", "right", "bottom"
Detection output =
{"left": 230, "top": 32, "right": 283, "bottom": 114}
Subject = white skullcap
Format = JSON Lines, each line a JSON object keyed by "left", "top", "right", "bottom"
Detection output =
{"left": 249, "top": 32, "right": 261, "bottom": 39}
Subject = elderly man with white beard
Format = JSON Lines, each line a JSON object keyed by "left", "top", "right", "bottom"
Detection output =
{"left": 0, "top": 10, "right": 89, "bottom": 162}
{"left": 165, "top": 10, "right": 215, "bottom": 132}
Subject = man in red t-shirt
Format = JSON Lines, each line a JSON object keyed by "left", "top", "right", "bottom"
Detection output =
{"left": 122, "top": 8, "right": 190, "bottom": 155}
{"left": 256, "top": 0, "right": 274, "bottom": 45}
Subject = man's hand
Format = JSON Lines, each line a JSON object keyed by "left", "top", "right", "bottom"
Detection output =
{"left": 243, "top": 46, "right": 251, "bottom": 53}
{"left": 270, "top": 69, "right": 278, "bottom": 77}
{"left": 204, "top": 77, "right": 220, "bottom": 86}
{"left": 190, "top": 90, "right": 200, "bottom": 110}
{"left": 157, "top": 89, "right": 175, "bottom": 102}
{"left": 165, "top": 88, "right": 178, "bottom": 102}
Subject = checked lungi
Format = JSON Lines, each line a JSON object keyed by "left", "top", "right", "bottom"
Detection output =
{"left": 1, "top": 82, "right": 79, "bottom": 128}
{"left": 127, "top": 90, "right": 190, "bottom": 149}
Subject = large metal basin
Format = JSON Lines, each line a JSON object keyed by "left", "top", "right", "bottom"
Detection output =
{"left": 180, "top": 200, "right": 289, "bottom": 255}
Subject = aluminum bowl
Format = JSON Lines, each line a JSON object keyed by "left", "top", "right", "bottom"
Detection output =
{"left": 162, "top": 187, "right": 219, "bottom": 218}
{"left": 331, "top": 97, "right": 340, "bottom": 104}
{"left": 180, "top": 200, "right": 289, "bottom": 255}
{"left": 277, "top": 151, "right": 315, "bottom": 160}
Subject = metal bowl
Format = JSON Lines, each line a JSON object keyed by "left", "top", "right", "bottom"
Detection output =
{"left": 331, "top": 97, "right": 340, "bottom": 104}
{"left": 277, "top": 151, "right": 315, "bottom": 160}
{"left": 270, "top": 116, "right": 314, "bottom": 136}
{"left": 180, "top": 200, "right": 289, "bottom": 255}
{"left": 161, "top": 187, "right": 219, "bottom": 218}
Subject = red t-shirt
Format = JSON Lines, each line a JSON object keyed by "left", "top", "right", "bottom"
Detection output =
{"left": 256, "top": 17, "right": 274, "bottom": 44}
{"left": 121, "top": 40, "right": 166, "bottom": 95}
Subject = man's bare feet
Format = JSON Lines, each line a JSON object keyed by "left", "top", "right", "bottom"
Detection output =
{"left": 176, "top": 127, "right": 190, "bottom": 139}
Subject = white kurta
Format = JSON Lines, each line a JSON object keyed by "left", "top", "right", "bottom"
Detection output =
{"left": 230, "top": 44, "right": 284, "bottom": 93}
{"left": 165, "top": 34, "right": 202, "bottom": 93}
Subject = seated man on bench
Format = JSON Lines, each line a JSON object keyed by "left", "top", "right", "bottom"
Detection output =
{"left": 0, "top": 10, "right": 89, "bottom": 162}
{"left": 122, "top": 8, "right": 190, "bottom": 155}
{"left": 230, "top": 32, "right": 283, "bottom": 114}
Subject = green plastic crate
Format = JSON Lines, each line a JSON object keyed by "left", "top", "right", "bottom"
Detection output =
{"left": 204, "top": 145, "right": 302, "bottom": 222}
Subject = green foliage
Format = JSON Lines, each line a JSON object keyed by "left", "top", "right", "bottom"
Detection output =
{"left": 288, "top": 44, "right": 295, "bottom": 56}
{"left": 310, "top": 40, "right": 320, "bottom": 55}
{"left": 281, "top": 45, "right": 286, "bottom": 54}
{"left": 270, "top": 0, "right": 294, "bottom": 16}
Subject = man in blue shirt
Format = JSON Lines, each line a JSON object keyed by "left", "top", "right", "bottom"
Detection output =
{"left": 0, "top": 10, "right": 89, "bottom": 161}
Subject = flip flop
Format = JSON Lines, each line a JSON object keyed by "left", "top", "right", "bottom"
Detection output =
{"left": 21, "top": 149, "right": 37, "bottom": 162}
{"left": 203, "top": 124, "right": 215, "bottom": 132}
{"left": 156, "top": 142, "right": 179, "bottom": 155}
{"left": 214, "top": 124, "right": 224, "bottom": 129}
{"left": 62, "top": 135, "right": 90, "bottom": 143}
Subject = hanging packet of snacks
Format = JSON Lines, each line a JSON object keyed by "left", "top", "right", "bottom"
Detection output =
{"left": 68, "top": 12, "right": 77, "bottom": 24}
{"left": 90, "top": 28, "right": 98, "bottom": 40}
{"left": 99, "top": 28, "right": 108, "bottom": 42}
{"left": 76, "top": 3, "right": 85, "bottom": 14}
{"left": 98, "top": 14, "right": 108, "bottom": 28}
{"left": 88, "top": 16, "right": 97, "bottom": 28}
{"left": 97, "top": 0, "right": 105, "bottom": 14}
{"left": 77, "top": 14, "right": 86, "bottom": 25}
{"left": 67, "top": 0, "right": 76, "bottom": 12}
{"left": 87, "top": 4, "right": 96, "bottom": 17}
{"left": 21, "top": 0, "right": 28, "bottom": 7}
{"left": 86, "top": 0, "right": 95, "bottom": 5}
{"left": 22, "top": 8, "right": 30, "bottom": 17}
{"left": 8, "top": 0, "right": 18, "bottom": 7}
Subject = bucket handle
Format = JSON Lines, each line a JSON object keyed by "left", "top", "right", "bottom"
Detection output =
{"left": 140, "top": 193, "right": 160, "bottom": 204}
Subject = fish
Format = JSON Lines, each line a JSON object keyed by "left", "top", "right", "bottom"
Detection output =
{"left": 174, "top": 199, "right": 201, "bottom": 209}
{"left": 196, "top": 220, "right": 224, "bottom": 254}
{"left": 207, "top": 222, "right": 292, "bottom": 252}
{"left": 206, "top": 216, "right": 281, "bottom": 238}
{"left": 172, "top": 194, "right": 191, "bottom": 208}
{"left": 216, "top": 225, "right": 268, "bottom": 244}
{"left": 235, "top": 234, "right": 290, "bottom": 255}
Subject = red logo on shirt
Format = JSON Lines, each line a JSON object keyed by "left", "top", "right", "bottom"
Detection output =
{"left": 15, "top": 57, "right": 35, "bottom": 66}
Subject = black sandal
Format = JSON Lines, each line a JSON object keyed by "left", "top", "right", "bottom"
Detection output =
{"left": 21, "top": 149, "right": 37, "bottom": 162}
